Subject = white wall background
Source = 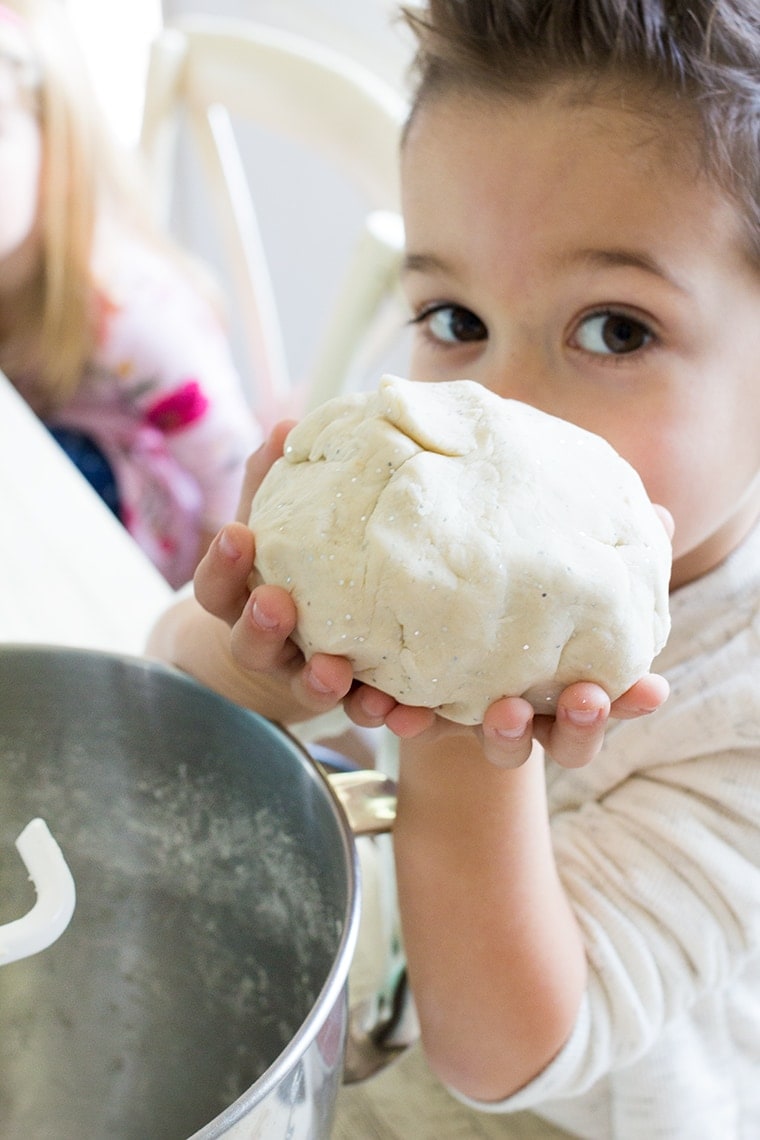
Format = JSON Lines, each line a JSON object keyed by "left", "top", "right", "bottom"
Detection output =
{"left": 161, "top": 0, "right": 412, "bottom": 90}
{"left": 65, "top": 0, "right": 162, "bottom": 144}
{"left": 159, "top": 0, "right": 415, "bottom": 396}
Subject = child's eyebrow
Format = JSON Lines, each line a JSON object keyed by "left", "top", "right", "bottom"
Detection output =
{"left": 402, "top": 247, "right": 690, "bottom": 298}
{"left": 559, "top": 248, "right": 688, "bottom": 293}
{"left": 402, "top": 252, "right": 451, "bottom": 276}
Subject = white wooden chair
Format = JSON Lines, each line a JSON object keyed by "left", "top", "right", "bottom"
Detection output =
{"left": 139, "top": 15, "right": 408, "bottom": 428}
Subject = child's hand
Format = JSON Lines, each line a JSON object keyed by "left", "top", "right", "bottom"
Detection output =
{"left": 196, "top": 430, "right": 672, "bottom": 745}
{"left": 344, "top": 673, "right": 669, "bottom": 771}
{"left": 193, "top": 425, "right": 355, "bottom": 721}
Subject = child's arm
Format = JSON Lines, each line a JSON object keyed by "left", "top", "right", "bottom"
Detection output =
{"left": 364, "top": 664, "right": 666, "bottom": 1103}
{"left": 393, "top": 724, "right": 586, "bottom": 1104}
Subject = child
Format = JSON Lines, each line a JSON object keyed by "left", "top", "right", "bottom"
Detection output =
{"left": 148, "top": 1, "right": 760, "bottom": 1135}
{"left": 0, "top": 0, "right": 260, "bottom": 588}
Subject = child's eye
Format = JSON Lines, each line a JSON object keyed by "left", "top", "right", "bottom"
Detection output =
{"left": 410, "top": 303, "right": 487, "bottom": 345}
{"left": 574, "top": 311, "right": 653, "bottom": 355}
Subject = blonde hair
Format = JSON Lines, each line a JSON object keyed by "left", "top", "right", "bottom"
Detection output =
{"left": 0, "top": 0, "right": 163, "bottom": 406}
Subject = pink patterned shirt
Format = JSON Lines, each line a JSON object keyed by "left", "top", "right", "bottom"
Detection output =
{"left": 50, "top": 240, "right": 261, "bottom": 588}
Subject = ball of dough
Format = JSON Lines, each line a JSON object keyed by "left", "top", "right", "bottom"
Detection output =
{"left": 248, "top": 376, "right": 671, "bottom": 724}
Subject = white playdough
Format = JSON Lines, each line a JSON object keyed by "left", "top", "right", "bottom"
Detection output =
{"left": 248, "top": 376, "right": 671, "bottom": 724}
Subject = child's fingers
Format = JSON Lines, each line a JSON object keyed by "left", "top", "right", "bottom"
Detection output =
{"left": 481, "top": 674, "right": 664, "bottom": 771}
{"left": 295, "top": 653, "right": 355, "bottom": 710}
{"left": 385, "top": 704, "right": 437, "bottom": 738}
{"left": 482, "top": 696, "right": 536, "bottom": 767}
{"left": 194, "top": 523, "right": 256, "bottom": 625}
{"left": 542, "top": 682, "right": 611, "bottom": 768}
{"left": 610, "top": 672, "right": 670, "bottom": 719}
{"left": 230, "top": 598, "right": 353, "bottom": 713}
{"left": 344, "top": 683, "right": 438, "bottom": 735}
{"left": 230, "top": 584, "right": 300, "bottom": 671}
{"left": 653, "top": 503, "right": 675, "bottom": 541}
{"left": 344, "top": 684, "right": 398, "bottom": 728}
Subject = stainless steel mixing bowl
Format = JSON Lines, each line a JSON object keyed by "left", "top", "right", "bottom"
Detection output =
{"left": 0, "top": 645, "right": 360, "bottom": 1138}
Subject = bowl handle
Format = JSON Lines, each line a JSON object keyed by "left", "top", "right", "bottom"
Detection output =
{"left": 327, "top": 769, "right": 397, "bottom": 837}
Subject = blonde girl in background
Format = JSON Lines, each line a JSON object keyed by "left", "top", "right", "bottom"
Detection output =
{"left": 0, "top": 0, "right": 260, "bottom": 588}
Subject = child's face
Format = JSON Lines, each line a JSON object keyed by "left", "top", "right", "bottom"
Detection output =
{"left": 401, "top": 89, "right": 760, "bottom": 588}
{"left": 0, "top": 60, "right": 41, "bottom": 278}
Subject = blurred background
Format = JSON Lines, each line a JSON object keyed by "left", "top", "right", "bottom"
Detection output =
{"left": 65, "top": 0, "right": 413, "bottom": 403}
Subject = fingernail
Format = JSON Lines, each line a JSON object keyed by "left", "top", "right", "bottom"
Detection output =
{"left": 360, "top": 689, "right": 395, "bottom": 718}
{"left": 563, "top": 707, "right": 604, "bottom": 727}
{"left": 251, "top": 599, "right": 279, "bottom": 630}
{"left": 218, "top": 528, "right": 241, "bottom": 561}
{"left": 307, "top": 668, "right": 334, "bottom": 696}
{"left": 489, "top": 725, "right": 527, "bottom": 741}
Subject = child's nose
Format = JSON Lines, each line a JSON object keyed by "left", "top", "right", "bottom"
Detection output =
{"left": 473, "top": 351, "right": 549, "bottom": 412}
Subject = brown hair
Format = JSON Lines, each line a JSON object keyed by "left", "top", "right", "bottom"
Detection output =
{"left": 400, "top": 0, "right": 760, "bottom": 259}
